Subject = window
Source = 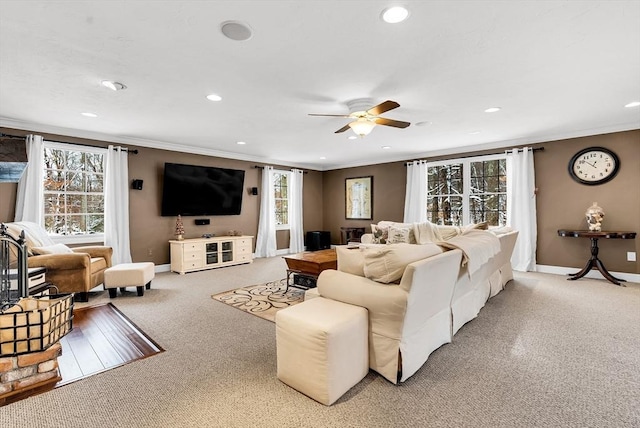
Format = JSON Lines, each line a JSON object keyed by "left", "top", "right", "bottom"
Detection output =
{"left": 273, "top": 171, "right": 289, "bottom": 228}
{"left": 427, "top": 155, "right": 507, "bottom": 227}
{"left": 43, "top": 143, "right": 106, "bottom": 241}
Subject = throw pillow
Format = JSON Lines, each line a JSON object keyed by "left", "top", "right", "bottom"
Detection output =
{"left": 387, "top": 226, "right": 411, "bottom": 244}
{"left": 362, "top": 243, "right": 444, "bottom": 284}
{"left": 382, "top": 221, "right": 417, "bottom": 243}
{"left": 31, "top": 243, "right": 74, "bottom": 255}
{"left": 336, "top": 246, "right": 366, "bottom": 276}
{"left": 370, "top": 224, "right": 388, "bottom": 244}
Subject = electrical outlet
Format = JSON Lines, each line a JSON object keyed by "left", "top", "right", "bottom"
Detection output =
{"left": 148, "top": 248, "right": 153, "bottom": 257}
{"left": 627, "top": 252, "right": 636, "bottom": 262}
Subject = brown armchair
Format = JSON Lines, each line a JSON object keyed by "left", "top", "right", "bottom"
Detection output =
{"left": 5, "top": 222, "right": 113, "bottom": 302}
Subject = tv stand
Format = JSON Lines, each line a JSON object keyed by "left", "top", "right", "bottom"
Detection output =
{"left": 169, "top": 236, "right": 253, "bottom": 274}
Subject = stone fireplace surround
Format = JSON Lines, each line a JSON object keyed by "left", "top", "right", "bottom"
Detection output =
{"left": 0, "top": 342, "right": 62, "bottom": 405}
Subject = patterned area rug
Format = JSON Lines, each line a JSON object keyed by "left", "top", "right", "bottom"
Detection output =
{"left": 211, "top": 278, "right": 305, "bottom": 322}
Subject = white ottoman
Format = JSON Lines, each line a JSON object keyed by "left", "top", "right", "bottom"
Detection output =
{"left": 104, "top": 262, "right": 155, "bottom": 298}
{"left": 276, "top": 297, "right": 368, "bottom": 406}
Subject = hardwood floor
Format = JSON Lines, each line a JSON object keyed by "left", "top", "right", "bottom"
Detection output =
{"left": 57, "top": 303, "right": 163, "bottom": 386}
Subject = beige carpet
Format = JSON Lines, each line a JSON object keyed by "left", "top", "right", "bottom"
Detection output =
{"left": 1, "top": 256, "right": 638, "bottom": 427}
{"left": 211, "top": 278, "right": 305, "bottom": 322}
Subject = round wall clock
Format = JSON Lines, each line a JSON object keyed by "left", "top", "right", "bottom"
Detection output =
{"left": 568, "top": 146, "right": 620, "bottom": 185}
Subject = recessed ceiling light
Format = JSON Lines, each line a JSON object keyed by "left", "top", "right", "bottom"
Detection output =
{"left": 415, "top": 121, "right": 432, "bottom": 127}
{"left": 381, "top": 6, "right": 409, "bottom": 23}
{"left": 382, "top": 146, "right": 391, "bottom": 150}
{"left": 469, "top": 131, "right": 481, "bottom": 135}
{"left": 101, "top": 80, "right": 126, "bottom": 91}
{"left": 484, "top": 107, "right": 501, "bottom": 113}
{"left": 319, "top": 156, "right": 326, "bottom": 160}
{"left": 81, "top": 112, "right": 97, "bottom": 117}
{"left": 348, "top": 135, "right": 358, "bottom": 140}
{"left": 220, "top": 21, "right": 253, "bottom": 41}
{"left": 207, "top": 93, "right": 222, "bottom": 101}
{"left": 236, "top": 141, "right": 246, "bottom": 145}
{"left": 625, "top": 101, "right": 640, "bottom": 108}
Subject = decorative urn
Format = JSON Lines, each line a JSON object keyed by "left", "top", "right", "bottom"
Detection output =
{"left": 585, "top": 202, "right": 605, "bottom": 232}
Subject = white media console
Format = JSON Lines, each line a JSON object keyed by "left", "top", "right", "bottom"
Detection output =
{"left": 169, "top": 236, "right": 253, "bottom": 274}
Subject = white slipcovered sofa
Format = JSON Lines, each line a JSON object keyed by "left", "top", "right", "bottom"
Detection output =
{"left": 312, "top": 222, "right": 518, "bottom": 384}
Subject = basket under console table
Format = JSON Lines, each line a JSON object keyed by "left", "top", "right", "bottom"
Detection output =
{"left": 170, "top": 236, "right": 254, "bottom": 274}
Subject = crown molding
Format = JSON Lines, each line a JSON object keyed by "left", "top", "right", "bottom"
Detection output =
{"left": 0, "top": 117, "right": 323, "bottom": 171}
{"left": 2, "top": 117, "right": 637, "bottom": 172}
{"left": 322, "top": 122, "right": 640, "bottom": 170}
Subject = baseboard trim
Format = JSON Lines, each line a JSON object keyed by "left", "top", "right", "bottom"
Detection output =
{"left": 155, "top": 264, "right": 171, "bottom": 273}
{"left": 535, "top": 264, "right": 640, "bottom": 284}
{"left": 251, "top": 249, "right": 291, "bottom": 258}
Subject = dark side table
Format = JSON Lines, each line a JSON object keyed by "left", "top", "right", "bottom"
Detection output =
{"left": 557, "top": 230, "right": 637, "bottom": 286}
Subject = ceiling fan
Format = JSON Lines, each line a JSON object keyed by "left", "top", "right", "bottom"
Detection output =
{"left": 309, "top": 99, "right": 410, "bottom": 137}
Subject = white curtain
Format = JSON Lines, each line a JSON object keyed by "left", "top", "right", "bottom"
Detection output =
{"left": 289, "top": 169, "right": 304, "bottom": 253}
{"left": 104, "top": 146, "right": 132, "bottom": 265}
{"left": 507, "top": 147, "right": 537, "bottom": 271}
{"left": 255, "top": 166, "right": 277, "bottom": 258}
{"left": 15, "top": 134, "right": 44, "bottom": 223}
{"left": 403, "top": 160, "right": 428, "bottom": 223}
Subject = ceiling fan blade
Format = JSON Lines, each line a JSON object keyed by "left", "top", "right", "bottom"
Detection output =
{"left": 366, "top": 100, "right": 400, "bottom": 116}
{"left": 374, "top": 117, "right": 410, "bottom": 128}
{"left": 334, "top": 124, "right": 352, "bottom": 133}
{"left": 308, "top": 113, "right": 352, "bottom": 118}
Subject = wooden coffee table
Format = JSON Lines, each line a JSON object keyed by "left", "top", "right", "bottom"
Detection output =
{"left": 282, "top": 249, "right": 337, "bottom": 290}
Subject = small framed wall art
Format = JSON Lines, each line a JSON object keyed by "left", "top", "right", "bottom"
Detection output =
{"left": 345, "top": 176, "right": 373, "bottom": 220}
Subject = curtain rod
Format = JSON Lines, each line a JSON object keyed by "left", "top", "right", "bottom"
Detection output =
{"left": 0, "top": 132, "right": 138, "bottom": 154}
{"left": 252, "top": 165, "right": 308, "bottom": 174}
{"left": 404, "top": 147, "right": 544, "bottom": 166}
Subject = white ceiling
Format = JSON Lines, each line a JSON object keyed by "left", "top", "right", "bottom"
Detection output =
{"left": 1, "top": 1, "right": 639, "bottom": 171}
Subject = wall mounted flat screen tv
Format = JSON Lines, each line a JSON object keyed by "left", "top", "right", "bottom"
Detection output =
{"left": 161, "top": 163, "right": 245, "bottom": 216}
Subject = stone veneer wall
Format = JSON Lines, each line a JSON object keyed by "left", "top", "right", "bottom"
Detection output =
{"left": 0, "top": 342, "right": 62, "bottom": 405}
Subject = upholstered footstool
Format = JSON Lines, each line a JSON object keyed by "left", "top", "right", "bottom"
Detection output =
{"left": 104, "top": 262, "right": 155, "bottom": 298}
{"left": 275, "top": 297, "right": 368, "bottom": 406}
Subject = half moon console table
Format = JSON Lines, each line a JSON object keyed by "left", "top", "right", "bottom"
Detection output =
{"left": 557, "top": 230, "right": 637, "bottom": 286}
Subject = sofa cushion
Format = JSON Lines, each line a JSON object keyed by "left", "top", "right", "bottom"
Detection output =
{"left": 5, "top": 221, "right": 56, "bottom": 255}
{"left": 90, "top": 257, "right": 108, "bottom": 272}
{"left": 387, "top": 225, "right": 412, "bottom": 244}
{"left": 31, "top": 243, "right": 74, "bottom": 255}
{"left": 370, "top": 224, "right": 388, "bottom": 244}
{"left": 362, "top": 243, "right": 444, "bottom": 284}
{"left": 372, "top": 221, "right": 417, "bottom": 244}
{"left": 336, "top": 246, "right": 365, "bottom": 276}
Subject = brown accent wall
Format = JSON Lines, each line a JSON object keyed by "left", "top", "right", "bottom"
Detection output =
{"left": 321, "top": 130, "right": 640, "bottom": 274}
{"left": 1, "top": 127, "right": 638, "bottom": 274}
{"left": 322, "top": 162, "right": 406, "bottom": 245}
{"left": 534, "top": 130, "right": 639, "bottom": 274}
{"left": 0, "top": 128, "right": 324, "bottom": 264}
{"left": 0, "top": 183, "right": 17, "bottom": 222}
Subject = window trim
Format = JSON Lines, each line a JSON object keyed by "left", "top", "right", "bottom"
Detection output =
{"left": 42, "top": 141, "right": 108, "bottom": 245}
{"left": 427, "top": 153, "right": 507, "bottom": 226}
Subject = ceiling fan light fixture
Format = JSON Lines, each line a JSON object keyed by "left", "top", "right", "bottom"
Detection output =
{"left": 349, "top": 118, "right": 376, "bottom": 137}
{"left": 101, "top": 80, "right": 126, "bottom": 91}
{"left": 381, "top": 6, "right": 409, "bottom": 23}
